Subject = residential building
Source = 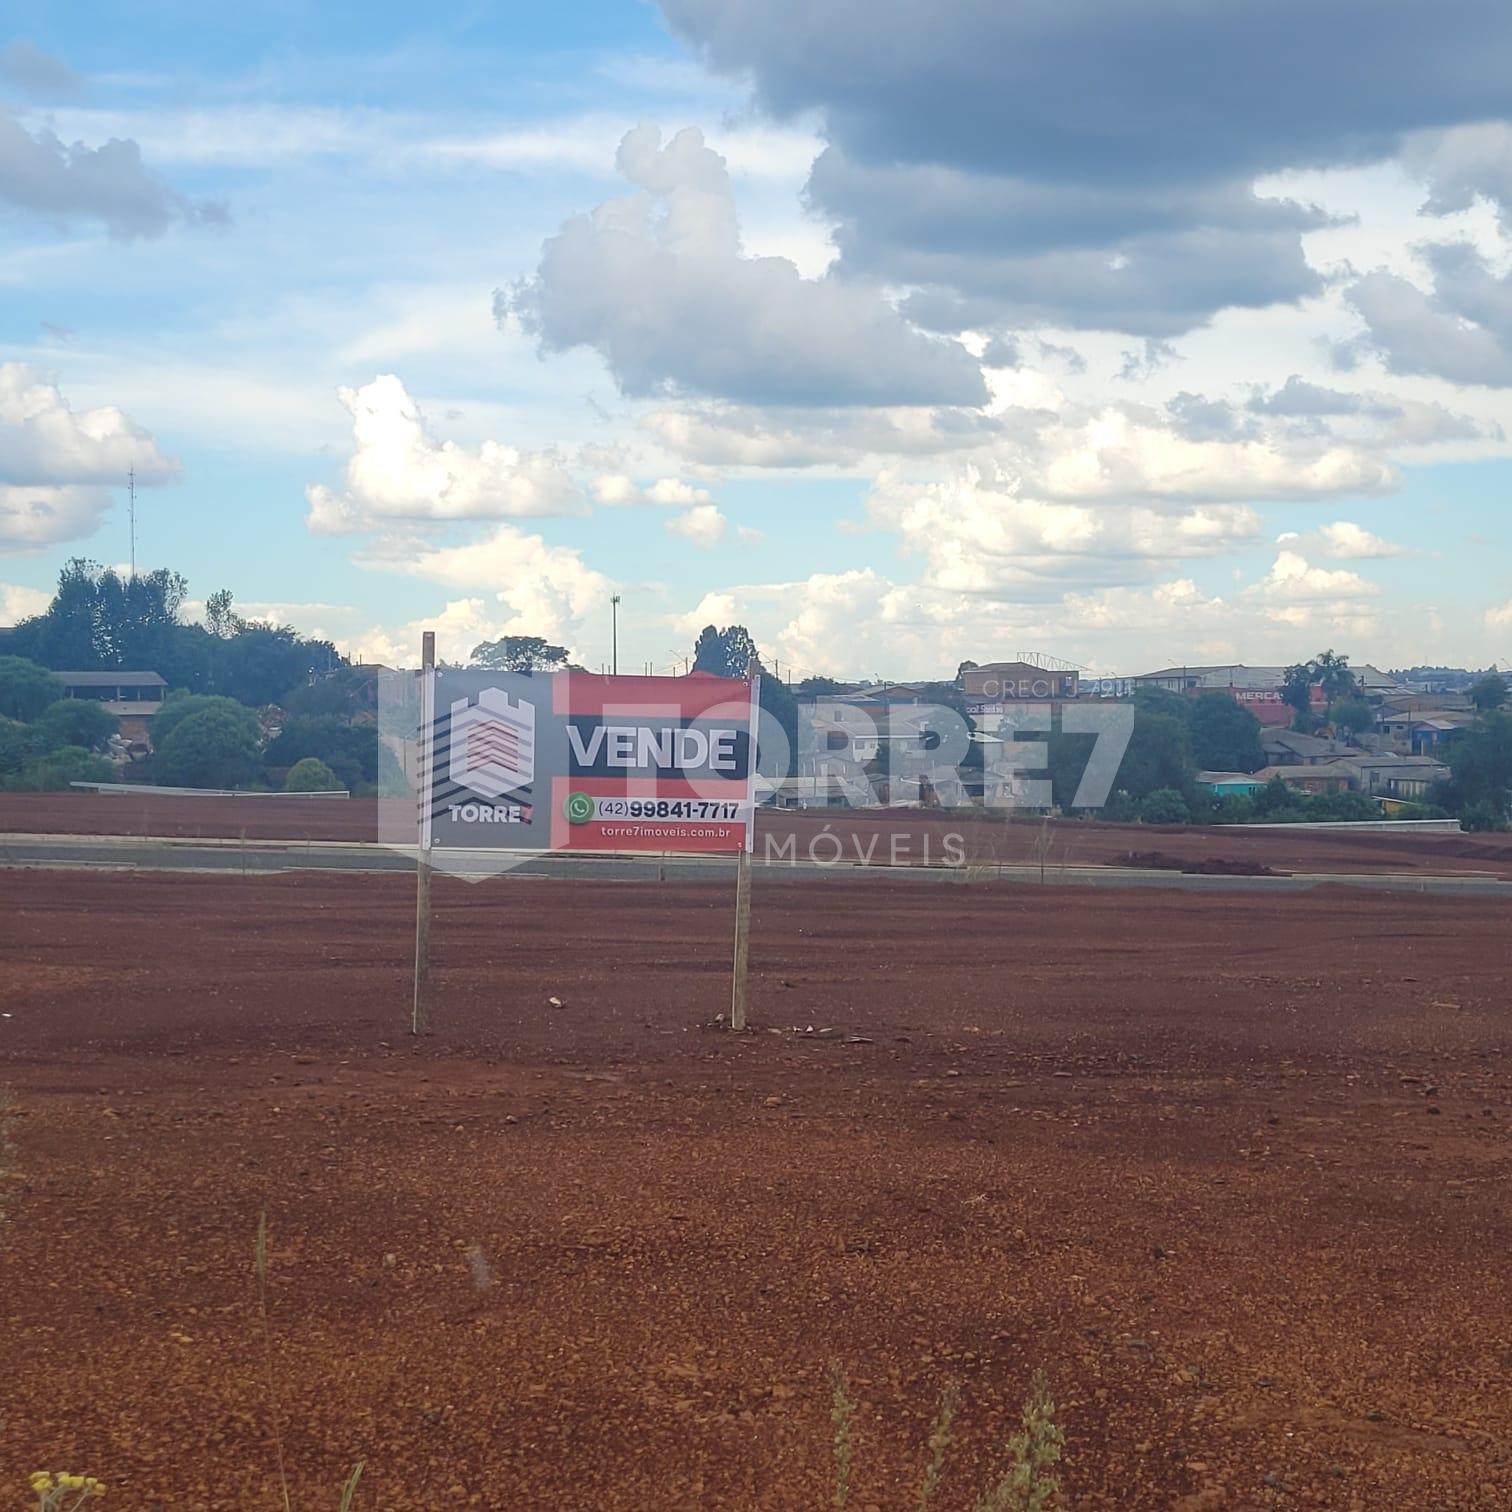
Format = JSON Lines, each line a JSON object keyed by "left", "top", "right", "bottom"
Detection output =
{"left": 1261, "top": 729, "right": 1353, "bottom": 765}
{"left": 1253, "top": 764, "right": 1354, "bottom": 796}
{"left": 961, "top": 661, "right": 1079, "bottom": 702}
{"left": 54, "top": 671, "right": 168, "bottom": 743}
{"left": 1197, "top": 771, "right": 1269, "bottom": 797}
{"left": 1331, "top": 754, "right": 1449, "bottom": 802}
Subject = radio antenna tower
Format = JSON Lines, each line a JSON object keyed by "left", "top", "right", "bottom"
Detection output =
{"left": 128, "top": 466, "right": 137, "bottom": 579}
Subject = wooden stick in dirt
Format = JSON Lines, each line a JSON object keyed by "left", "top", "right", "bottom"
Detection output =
{"left": 730, "top": 844, "right": 752, "bottom": 1031}
{"left": 412, "top": 630, "right": 435, "bottom": 1035}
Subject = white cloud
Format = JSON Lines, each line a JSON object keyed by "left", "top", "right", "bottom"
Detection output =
{"left": 0, "top": 362, "right": 177, "bottom": 549}
{"left": 591, "top": 472, "right": 715, "bottom": 508}
{"left": 665, "top": 501, "right": 727, "bottom": 548}
{"left": 0, "top": 483, "right": 114, "bottom": 549}
{"left": 0, "top": 579, "right": 51, "bottom": 621}
{"left": 1252, "top": 549, "right": 1379, "bottom": 604}
{"left": 1314, "top": 520, "right": 1404, "bottom": 559}
{"left": 1021, "top": 403, "right": 1393, "bottom": 504}
{"left": 866, "top": 466, "right": 1263, "bottom": 596}
{"left": 0, "top": 361, "right": 178, "bottom": 487}
{"left": 1487, "top": 600, "right": 1512, "bottom": 631}
{"left": 508, "top": 124, "right": 986, "bottom": 407}
{"left": 305, "top": 375, "right": 582, "bottom": 535}
{"left": 363, "top": 522, "right": 612, "bottom": 648}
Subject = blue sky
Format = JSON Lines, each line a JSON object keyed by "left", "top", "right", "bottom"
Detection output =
{"left": 4, "top": 2, "right": 1512, "bottom": 677}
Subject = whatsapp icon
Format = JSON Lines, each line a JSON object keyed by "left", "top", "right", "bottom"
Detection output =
{"left": 564, "top": 791, "right": 595, "bottom": 825}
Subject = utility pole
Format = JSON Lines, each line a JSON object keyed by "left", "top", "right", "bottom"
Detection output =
{"left": 611, "top": 594, "right": 621, "bottom": 676}
{"left": 128, "top": 466, "right": 136, "bottom": 579}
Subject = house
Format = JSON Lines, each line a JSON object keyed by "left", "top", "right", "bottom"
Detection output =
{"left": 1261, "top": 729, "right": 1352, "bottom": 765}
{"left": 54, "top": 671, "right": 168, "bottom": 744}
{"left": 961, "top": 662, "right": 1080, "bottom": 701}
{"left": 1408, "top": 714, "right": 1476, "bottom": 756}
{"left": 1376, "top": 706, "right": 1476, "bottom": 755}
{"left": 1331, "top": 754, "right": 1449, "bottom": 802}
{"left": 1132, "top": 664, "right": 1308, "bottom": 726}
{"left": 1254, "top": 764, "right": 1354, "bottom": 796}
{"left": 1197, "top": 770, "right": 1269, "bottom": 796}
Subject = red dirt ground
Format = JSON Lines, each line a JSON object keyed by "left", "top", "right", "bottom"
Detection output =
{"left": 3, "top": 791, "right": 1511, "bottom": 879}
{"left": 2, "top": 867, "right": 1509, "bottom": 1509}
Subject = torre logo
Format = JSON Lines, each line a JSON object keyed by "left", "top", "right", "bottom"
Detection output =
{"left": 448, "top": 688, "right": 535, "bottom": 800}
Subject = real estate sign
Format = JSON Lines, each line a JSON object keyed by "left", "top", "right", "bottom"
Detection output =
{"left": 420, "top": 669, "right": 759, "bottom": 855}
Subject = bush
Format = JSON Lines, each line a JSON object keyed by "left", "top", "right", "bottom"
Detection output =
{"left": 33, "top": 697, "right": 119, "bottom": 752}
{"left": 0, "top": 716, "right": 33, "bottom": 777}
{"left": 155, "top": 707, "right": 261, "bottom": 788}
{"left": 154, "top": 692, "right": 260, "bottom": 752}
{"left": 1391, "top": 801, "right": 1449, "bottom": 820}
{"left": 1100, "top": 790, "right": 1138, "bottom": 823}
{"left": 1253, "top": 774, "right": 1295, "bottom": 816}
{"left": 263, "top": 716, "right": 378, "bottom": 791}
{"left": 1209, "top": 792, "right": 1256, "bottom": 824}
{"left": 1305, "top": 790, "right": 1380, "bottom": 823}
{"left": 284, "top": 757, "right": 342, "bottom": 792}
{"left": 0, "top": 656, "right": 62, "bottom": 722}
{"left": 1461, "top": 799, "right": 1509, "bottom": 832}
{"left": 1138, "top": 787, "right": 1190, "bottom": 824}
{"left": 7, "top": 744, "right": 114, "bottom": 792}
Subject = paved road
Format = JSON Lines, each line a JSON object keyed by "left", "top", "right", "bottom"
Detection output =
{"left": 3, "top": 831, "right": 1511, "bottom": 896}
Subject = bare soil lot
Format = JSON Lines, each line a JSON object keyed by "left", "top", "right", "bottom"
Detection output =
{"left": 4, "top": 791, "right": 1511, "bottom": 880}
{"left": 2, "top": 868, "right": 1510, "bottom": 1509}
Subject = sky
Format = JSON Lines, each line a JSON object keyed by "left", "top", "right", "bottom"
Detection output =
{"left": 3, "top": 0, "right": 1512, "bottom": 679}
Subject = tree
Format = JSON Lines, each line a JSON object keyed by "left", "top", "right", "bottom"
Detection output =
{"left": 263, "top": 716, "right": 378, "bottom": 790}
{"left": 6, "top": 744, "right": 113, "bottom": 792}
{"left": 1043, "top": 699, "right": 1194, "bottom": 809}
{"left": 12, "top": 559, "right": 188, "bottom": 670}
{"left": 10, "top": 561, "right": 344, "bottom": 704}
{"left": 752, "top": 667, "right": 797, "bottom": 777}
{"left": 1254, "top": 774, "right": 1299, "bottom": 817}
{"left": 1209, "top": 792, "right": 1257, "bottom": 825}
{"left": 956, "top": 660, "right": 979, "bottom": 680}
{"left": 154, "top": 707, "right": 261, "bottom": 788}
{"left": 1448, "top": 711, "right": 1512, "bottom": 821}
{"left": 284, "top": 757, "right": 342, "bottom": 792}
{"left": 153, "top": 694, "right": 261, "bottom": 753}
{"left": 0, "top": 717, "right": 32, "bottom": 777}
{"left": 0, "top": 657, "right": 62, "bottom": 722}
{"left": 205, "top": 588, "right": 239, "bottom": 638}
{"left": 1116, "top": 710, "right": 1193, "bottom": 801}
{"left": 1281, "top": 662, "right": 1315, "bottom": 722}
{"left": 691, "top": 624, "right": 759, "bottom": 679}
{"left": 1131, "top": 684, "right": 1193, "bottom": 723}
{"left": 469, "top": 635, "right": 571, "bottom": 673}
{"left": 1189, "top": 693, "right": 1263, "bottom": 772}
{"left": 1313, "top": 649, "right": 1357, "bottom": 706}
{"left": 34, "top": 698, "right": 118, "bottom": 752}
{"left": 1469, "top": 672, "right": 1509, "bottom": 712}
{"left": 1330, "top": 696, "right": 1374, "bottom": 740}
{"left": 216, "top": 623, "right": 337, "bottom": 706}
{"left": 1139, "top": 788, "right": 1190, "bottom": 824}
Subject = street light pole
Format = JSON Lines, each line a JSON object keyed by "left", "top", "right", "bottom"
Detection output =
{"left": 611, "top": 593, "right": 621, "bottom": 676}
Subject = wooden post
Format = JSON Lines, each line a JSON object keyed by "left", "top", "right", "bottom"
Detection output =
{"left": 411, "top": 631, "right": 436, "bottom": 1035}
{"left": 730, "top": 845, "right": 752, "bottom": 1031}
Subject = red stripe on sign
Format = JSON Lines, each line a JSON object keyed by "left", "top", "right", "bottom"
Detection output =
{"left": 558, "top": 671, "right": 753, "bottom": 717}
{"left": 469, "top": 726, "right": 521, "bottom": 759}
